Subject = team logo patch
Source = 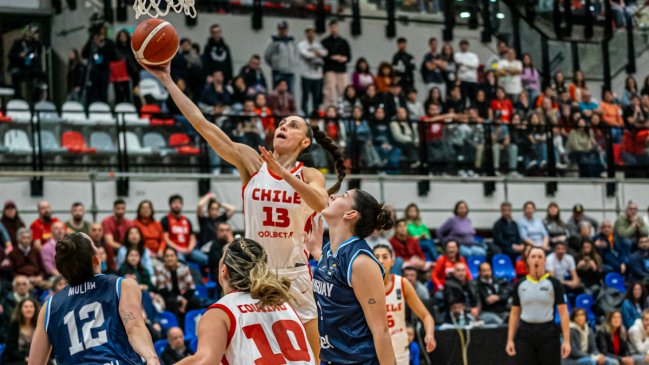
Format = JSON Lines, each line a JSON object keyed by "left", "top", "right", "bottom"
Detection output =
{"left": 396, "top": 288, "right": 402, "bottom": 300}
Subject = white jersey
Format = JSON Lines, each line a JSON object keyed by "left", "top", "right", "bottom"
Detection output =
{"left": 210, "top": 291, "right": 316, "bottom": 365}
{"left": 243, "top": 162, "right": 315, "bottom": 269}
{"left": 386, "top": 274, "right": 409, "bottom": 365}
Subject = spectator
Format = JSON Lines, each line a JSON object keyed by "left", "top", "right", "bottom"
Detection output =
{"left": 196, "top": 193, "right": 234, "bottom": 248}
{"left": 440, "top": 42, "right": 457, "bottom": 94}
{"left": 406, "top": 89, "right": 425, "bottom": 120}
{"left": 407, "top": 325, "right": 421, "bottom": 365}
{"left": 322, "top": 20, "right": 351, "bottom": 107}
{"left": 497, "top": 48, "right": 522, "bottom": 100}
{"left": 615, "top": 201, "right": 649, "bottom": 242}
{"left": 576, "top": 241, "right": 603, "bottom": 294}
{"left": 481, "top": 70, "right": 498, "bottom": 101}
{"left": 629, "top": 309, "right": 649, "bottom": 357}
{"left": 2, "top": 298, "right": 38, "bottom": 365}
{"left": 96, "top": 245, "right": 116, "bottom": 275}
{"left": 403, "top": 266, "right": 430, "bottom": 302}
{"left": 0, "top": 275, "right": 35, "bottom": 330}
{"left": 344, "top": 105, "right": 382, "bottom": 168}
{"left": 622, "top": 283, "right": 647, "bottom": 331}
{"left": 66, "top": 49, "right": 84, "bottom": 101}
{"left": 116, "top": 226, "right": 155, "bottom": 278}
{"left": 338, "top": 84, "right": 360, "bottom": 119}
{"left": 161, "top": 327, "right": 193, "bottom": 365}
{"left": 390, "top": 107, "right": 420, "bottom": 167}
{"left": 6, "top": 228, "right": 45, "bottom": 287}
{"left": 404, "top": 203, "right": 436, "bottom": 261}
{"left": 521, "top": 53, "right": 541, "bottom": 101}
{"left": 565, "top": 308, "right": 617, "bottom": 365}
{"left": 518, "top": 201, "right": 551, "bottom": 251}
{"left": 546, "top": 241, "right": 581, "bottom": 294}
{"left": 88, "top": 222, "right": 103, "bottom": 247}
{"left": 298, "top": 27, "right": 327, "bottom": 115}
{"left": 118, "top": 246, "right": 154, "bottom": 291}
{"left": 596, "top": 310, "right": 648, "bottom": 365}
{"left": 623, "top": 95, "right": 648, "bottom": 130}
{"left": 569, "top": 70, "right": 588, "bottom": 104}
{"left": 0, "top": 222, "right": 9, "bottom": 253}
{"left": 352, "top": 57, "right": 375, "bottom": 94}
{"left": 620, "top": 124, "right": 649, "bottom": 168}
{"left": 579, "top": 90, "right": 600, "bottom": 118}
{"left": 361, "top": 84, "right": 381, "bottom": 117}
{"left": 7, "top": 24, "right": 45, "bottom": 100}
{"left": 594, "top": 219, "right": 630, "bottom": 275}
{"left": 134, "top": 200, "right": 165, "bottom": 258}
{"left": 566, "top": 117, "right": 603, "bottom": 177}
{"left": 477, "top": 262, "right": 511, "bottom": 325}
{"left": 239, "top": 54, "right": 267, "bottom": 94}
{"left": 431, "top": 240, "right": 471, "bottom": 291}
{"left": 65, "top": 201, "right": 90, "bottom": 234}
{"left": 2, "top": 201, "right": 24, "bottom": 247}
{"left": 622, "top": 76, "right": 640, "bottom": 108}
{"left": 267, "top": 79, "right": 296, "bottom": 116}
{"left": 491, "top": 120, "right": 520, "bottom": 176}
{"left": 600, "top": 89, "right": 624, "bottom": 139}
{"left": 443, "top": 295, "right": 479, "bottom": 327}
{"left": 207, "top": 222, "right": 233, "bottom": 281}
{"left": 370, "top": 107, "right": 401, "bottom": 169}
{"left": 182, "top": 40, "right": 205, "bottom": 102}
{"left": 113, "top": 29, "right": 138, "bottom": 104}
{"left": 101, "top": 199, "right": 133, "bottom": 270}
{"left": 40, "top": 221, "right": 65, "bottom": 277}
{"left": 154, "top": 247, "right": 199, "bottom": 317}
{"left": 454, "top": 39, "right": 479, "bottom": 106}
{"left": 444, "top": 262, "right": 480, "bottom": 320}
{"left": 200, "top": 70, "right": 231, "bottom": 109}
{"left": 553, "top": 71, "right": 568, "bottom": 94}
{"left": 264, "top": 20, "right": 298, "bottom": 93}
{"left": 161, "top": 195, "right": 206, "bottom": 266}
{"left": 493, "top": 202, "right": 525, "bottom": 260}
{"left": 438, "top": 200, "right": 485, "bottom": 257}
{"left": 30, "top": 200, "right": 60, "bottom": 249}
{"left": 375, "top": 62, "right": 394, "bottom": 94}
{"left": 567, "top": 204, "right": 600, "bottom": 237}
{"left": 544, "top": 202, "right": 570, "bottom": 246}
{"left": 421, "top": 37, "right": 447, "bottom": 96}
{"left": 202, "top": 24, "right": 233, "bottom": 82}
{"left": 645, "top": 206, "right": 649, "bottom": 227}
{"left": 81, "top": 23, "right": 116, "bottom": 105}
{"left": 392, "top": 37, "right": 415, "bottom": 91}
{"left": 628, "top": 236, "right": 649, "bottom": 282}
{"left": 489, "top": 87, "right": 514, "bottom": 123}
{"left": 229, "top": 75, "right": 248, "bottom": 109}
{"left": 445, "top": 85, "right": 465, "bottom": 114}
{"left": 383, "top": 82, "right": 408, "bottom": 120}
{"left": 390, "top": 219, "right": 427, "bottom": 270}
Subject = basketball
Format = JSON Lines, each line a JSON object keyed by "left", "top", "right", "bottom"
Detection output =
{"left": 131, "top": 18, "right": 178, "bottom": 66}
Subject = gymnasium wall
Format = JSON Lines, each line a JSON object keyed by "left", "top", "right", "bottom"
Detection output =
{"left": 2, "top": 175, "right": 646, "bottom": 233}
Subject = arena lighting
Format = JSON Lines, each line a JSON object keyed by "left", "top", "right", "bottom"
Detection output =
{"left": 496, "top": 12, "right": 505, "bottom": 19}
{"left": 459, "top": 11, "right": 471, "bottom": 18}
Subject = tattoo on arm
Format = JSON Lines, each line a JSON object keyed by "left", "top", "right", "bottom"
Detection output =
{"left": 120, "top": 310, "right": 137, "bottom": 325}
{"left": 368, "top": 298, "right": 376, "bottom": 305}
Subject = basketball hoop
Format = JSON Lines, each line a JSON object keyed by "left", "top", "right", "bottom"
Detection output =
{"left": 133, "top": 0, "right": 197, "bottom": 19}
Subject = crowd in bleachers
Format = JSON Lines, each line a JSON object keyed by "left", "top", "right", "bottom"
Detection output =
{"left": 3, "top": 18, "right": 649, "bottom": 175}
{"left": 1, "top": 195, "right": 649, "bottom": 364}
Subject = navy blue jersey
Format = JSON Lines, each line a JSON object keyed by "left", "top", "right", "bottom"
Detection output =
{"left": 45, "top": 274, "right": 142, "bottom": 365}
{"left": 313, "top": 236, "right": 385, "bottom": 365}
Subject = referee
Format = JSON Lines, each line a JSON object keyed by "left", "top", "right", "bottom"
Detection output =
{"left": 506, "top": 246, "right": 571, "bottom": 365}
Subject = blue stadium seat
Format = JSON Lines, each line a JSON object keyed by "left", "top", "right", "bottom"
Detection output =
{"left": 159, "top": 311, "right": 179, "bottom": 332}
{"left": 154, "top": 339, "right": 168, "bottom": 357}
{"left": 467, "top": 256, "right": 486, "bottom": 279}
{"left": 492, "top": 254, "right": 515, "bottom": 281}
{"left": 605, "top": 272, "right": 626, "bottom": 293}
{"left": 0, "top": 343, "right": 5, "bottom": 360}
{"left": 575, "top": 293, "right": 596, "bottom": 323}
{"left": 189, "top": 337, "right": 199, "bottom": 353}
{"left": 184, "top": 309, "right": 204, "bottom": 338}
{"left": 195, "top": 285, "right": 209, "bottom": 300}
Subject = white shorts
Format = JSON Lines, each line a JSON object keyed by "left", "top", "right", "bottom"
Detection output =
{"left": 276, "top": 265, "right": 317, "bottom": 323}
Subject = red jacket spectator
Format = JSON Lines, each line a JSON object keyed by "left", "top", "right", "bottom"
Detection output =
{"left": 102, "top": 199, "right": 134, "bottom": 270}
{"left": 490, "top": 96, "right": 514, "bottom": 123}
{"left": 29, "top": 200, "right": 59, "bottom": 248}
{"left": 431, "top": 255, "right": 471, "bottom": 291}
{"left": 390, "top": 235, "right": 425, "bottom": 261}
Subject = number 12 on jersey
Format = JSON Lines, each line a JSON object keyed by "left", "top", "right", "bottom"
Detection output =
{"left": 262, "top": 207, "right": 290, "bottom": 228}
{"left": 63, "top": 301, "right": 108, "bottom": 355}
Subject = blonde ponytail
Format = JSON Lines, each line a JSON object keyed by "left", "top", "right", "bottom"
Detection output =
{"left": 249, "top": 260, "right": 293, "bottom": 308}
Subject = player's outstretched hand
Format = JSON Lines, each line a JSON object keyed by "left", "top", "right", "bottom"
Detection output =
{"left": 259, "top": 146, "right": 287, "bottom": 178}
{"left": 424, "top": 333, "right": 436, "bottom": 353}
{"left": 561, "top": 341, "right": 571, "bottom": 359}
{"left": 505, "top": 340, "right": 516, "bottom": 357}
{"left": 138, "top": 61, "right": 171, "bottom": 82}
{"left": 305, "top": 215, "right": 324, "bottom": 260}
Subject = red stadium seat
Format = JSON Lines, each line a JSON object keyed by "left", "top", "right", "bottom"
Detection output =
{"left": 62, "top": 131, "right": 96, "bottom": 153}
{"left": 140, "top": 104, "right": 174, "bottom": 126}
{"left": 169, "top": 133, "right": 200, "bottom": 155}
{"left": 612, "top": 143, "right": 623, "bottom": 166}
{"left": 0, "top": 111, "right": 12, "bottom": 123}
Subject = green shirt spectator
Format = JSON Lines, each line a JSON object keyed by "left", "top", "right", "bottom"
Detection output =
{"left": 615, "top": 201, "right": 649, "bottom": 240}
{"left": 405, "top": 203, "right": 431, "bottom": 239}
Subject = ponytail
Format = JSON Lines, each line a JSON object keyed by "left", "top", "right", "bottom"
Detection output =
{"left": 224, "top": 238, "right": 292, "bottom": 308}
{"left": 311, "top": 126, "right": 346, "bottom": 195}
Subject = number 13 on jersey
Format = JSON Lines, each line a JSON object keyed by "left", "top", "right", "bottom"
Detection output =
{"left": 262, "top": 207, "right": 290, "bottom": 228}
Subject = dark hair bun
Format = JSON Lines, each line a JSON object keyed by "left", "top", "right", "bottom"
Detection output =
{"left": 376, "top": 209, "right": 394, "bottom": 231}
{"left": 55, "top": 238, "right": 76, "bottom": 260}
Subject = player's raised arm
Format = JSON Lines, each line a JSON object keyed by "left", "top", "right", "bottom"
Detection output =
{"left": 27, "top": 305, "right": 52, "bottom": 365}
{"left": 351, "top": 255, "right": 397, "bottom": 365}
{"left": 119, "top": 278, "right": 160, "bottom": 365}
{"left": 174, "top": 309, "right": 229, "bottom": 365}
{"left": 140, "top": 62, "right": 261, "bottom": 182}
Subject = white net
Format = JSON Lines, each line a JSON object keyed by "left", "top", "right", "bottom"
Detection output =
{"left": 133, "top": 0, "right": 197, "bottom": 19}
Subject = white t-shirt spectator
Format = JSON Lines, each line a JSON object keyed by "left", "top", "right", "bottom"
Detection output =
{"left": 498, "top": 59, "right": 523, "bottom": 95}
{"left": 546, "top": 253, "right": 576, "bottom": 281}
{"left": 297, "top": 39, "right": 328, "bottom": 80}
{"left": 454, "top": 51, "right": 479, "bottom": 83}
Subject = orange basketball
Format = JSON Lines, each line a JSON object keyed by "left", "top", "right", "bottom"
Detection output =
{"left": 131, "top": 18, "right": 179, "bottom": 66}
